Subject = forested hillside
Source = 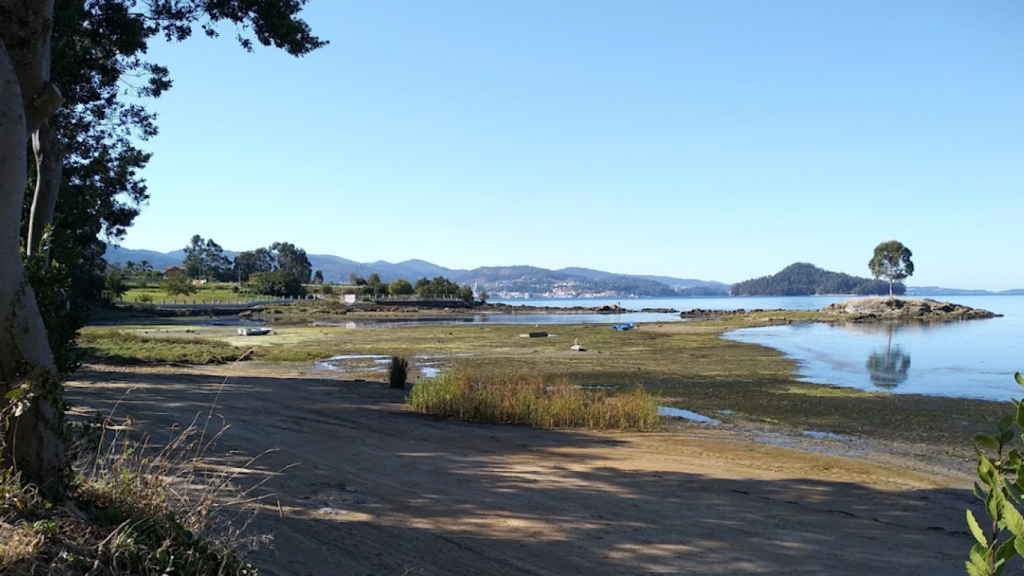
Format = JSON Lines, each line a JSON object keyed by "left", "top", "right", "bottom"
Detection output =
{"left": 731, "top": 263, "right": 901, "bottom": 296}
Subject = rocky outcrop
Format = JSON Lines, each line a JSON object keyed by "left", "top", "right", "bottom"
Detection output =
{"left": 820, "top": 298, "right": 1000, "bottom": 321}
{"left": 679, "top": 308, "right": 784, "bottom": 319}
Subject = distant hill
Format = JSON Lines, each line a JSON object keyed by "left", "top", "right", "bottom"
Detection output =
{"left": 102, "top": 246, "right": 713, "bottom": 297}
{"left": 104, "top": 247, "right": 1016, "bottom": 297}
{"left": 732, "top": 263, "right": 900, "bottom": 296}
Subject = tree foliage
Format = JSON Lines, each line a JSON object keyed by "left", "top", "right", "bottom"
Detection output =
{"left": 869, "top": 240, "right": 914, "bottom": 298}
{"left": 270, "top": 241, "right": 312, "bottom": 284}
{"left": 248, "top": 270, "right": 306, "bottom": 298}
{"left": 233, "top": 247, "right": 274, "bottom": 282}
{"left": 183, "top": 235, "right": 232, "bottom": 280}
{"left": 414, "top": 276, "right": 475, "bottom": 301}
{"left": 161, "top": 271, "right": 197, "bottom": 297}
{"left": 388, "top": 278, "right": 414, "bottom": 296}
{"left": 0, "top": 0, "right": 325, "bottom": 486}
{"left": 731, "top": 263, "right": 901, "bottom": 297}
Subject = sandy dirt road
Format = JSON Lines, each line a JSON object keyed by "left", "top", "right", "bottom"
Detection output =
{"left": 67, "top": 363, "right": 979, "bottom": 576}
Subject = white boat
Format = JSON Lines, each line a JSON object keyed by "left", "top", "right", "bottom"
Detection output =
{"left": 237, "top": 327, "right": 272, "bottom": 336}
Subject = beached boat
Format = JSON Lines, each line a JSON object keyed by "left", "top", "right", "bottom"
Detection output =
{"left": 238, "top": 327, "right": 272, "bottom": 336}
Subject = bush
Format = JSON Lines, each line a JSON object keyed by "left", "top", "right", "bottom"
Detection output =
{"left": 966, "top": 372, "right": 1024, "bottom": 575}
{"left": 162, "top": 273, "right": 197, "bottom": 297}
{"left": 408, "top": 370, "right": 660, "bottom": 431}
{"left": 389, "top": 356, "right": 409, "bottom": 389}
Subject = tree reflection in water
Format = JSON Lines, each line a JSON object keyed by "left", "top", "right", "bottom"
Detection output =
{"left": 865, "top": 324, "right": 912, "bottom": 389}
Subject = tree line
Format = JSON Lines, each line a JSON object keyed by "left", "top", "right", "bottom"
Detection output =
{"left": 347, "top": 274, "right": 478, "bottom": 302}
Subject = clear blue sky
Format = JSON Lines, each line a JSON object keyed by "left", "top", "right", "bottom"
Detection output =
{"left": 119, "top": 0, "right": 1024, "bottom": 290}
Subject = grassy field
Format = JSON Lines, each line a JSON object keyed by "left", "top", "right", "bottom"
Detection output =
{"left": 121, "top": 284, "right": 263, "bottom": 303}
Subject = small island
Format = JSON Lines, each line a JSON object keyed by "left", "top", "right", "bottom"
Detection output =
{"left": 820, "top": 297, "right": 1000, "bottom": 321}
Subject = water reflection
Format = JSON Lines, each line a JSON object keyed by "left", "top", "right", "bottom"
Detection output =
{"left": 865, "top": 346, "right": 912, "bottom": 389}
{"left": 860, "top": 324, "right": 912, "bottom": 389}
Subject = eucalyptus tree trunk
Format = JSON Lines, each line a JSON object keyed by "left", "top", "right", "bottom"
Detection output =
{"left": 27, "top": 121, "right": 63, "bottom": 258}
{"left": 0, "top": 0, "right": 66, "bottom": 488}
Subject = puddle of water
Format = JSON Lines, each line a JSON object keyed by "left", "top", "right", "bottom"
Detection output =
{"left": 801, "top": 430, "right": 849, "bottom": 441}
{"left": 749, "top": 431, "right": 863, "bottom": 458}
{"left": 315, "top": 354, "right": 453, "bottom": 379}
{"left": 657, "top": 406, "right": 722, "bottom": 424}
{"left": 315, "top": 354, "right": 391, "bottom": 372}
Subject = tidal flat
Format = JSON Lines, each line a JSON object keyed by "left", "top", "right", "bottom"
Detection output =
{"left": 78, "top": 307, "right": 1010, "bottom": 465}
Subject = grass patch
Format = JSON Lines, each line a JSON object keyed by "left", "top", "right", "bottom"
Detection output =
{"left": 1, "top": 410, "right": 265, "bottom": 575}
{"left": 123, "top": 284, "right": 263, "bottom": 304}
{"left": 409, "top": 370, "right": 660, "bottom": 431}
{"left": 78, "top": 330, "right": 248, "bottom": 365}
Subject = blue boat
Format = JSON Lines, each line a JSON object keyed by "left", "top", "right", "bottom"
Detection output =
{"left": 611, "top": 323, "right": 635, "bottom": 331}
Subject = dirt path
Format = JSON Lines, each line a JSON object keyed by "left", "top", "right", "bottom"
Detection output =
{"left": 67, "top": 363, "right": 979, "bottom": 576}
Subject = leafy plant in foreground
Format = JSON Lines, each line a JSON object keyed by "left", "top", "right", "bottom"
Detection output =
{"left": 967, "top": 372, "right": 1024, "bottom": 576}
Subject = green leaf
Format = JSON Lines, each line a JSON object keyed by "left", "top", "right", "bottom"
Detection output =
{"left": 968, "top": 544, "right": 990, "bottom": 576}
{"left": 977, "top": 482, "right": 990, "bottom": 501}
{"left": 968, "top": 510, "right": 989, "bottom": 546}
{"left": 1004, "top": 499, "right": 1024, "bottom": 538}
{"left": 1015, "top": 535, "right": 1024, "bottom": 558}
{"left": 1016, "top": 401, "right": 1024, "bottom": 430}
{"left": 977, "top": 435, "right": 1001, "bottom": 452}
{"left": 987, "top": 486, "right": 1000, "bottom": 520}
{"left": 995, "top": 536, "right": 1017, "bottom": 569}
{"left": 1015, "top": 372, "right": 1024, "bottom": 387}
{"left": 999, "top": 415, "right": 1014, "bottom": 433}
{"left": 979, "top": 456, "right": 999, "bottom": 486}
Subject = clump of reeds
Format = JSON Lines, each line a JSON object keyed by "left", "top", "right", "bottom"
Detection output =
{"left": 408, "top": 370, "right": 660, "bottom": 431}
{"left": 389, "top": 355, "right": 409, "bottom": 389}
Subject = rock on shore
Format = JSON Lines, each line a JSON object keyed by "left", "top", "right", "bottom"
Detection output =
{"left": 821, "top": 297, "right": 1000, "bottom": 320}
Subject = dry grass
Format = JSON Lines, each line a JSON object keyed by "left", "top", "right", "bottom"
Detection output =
{"left": 1, "top": 374, "right": 274, "bottom": 575}
{"left": 409, "top": 370, "right": 660, "bottom": 431}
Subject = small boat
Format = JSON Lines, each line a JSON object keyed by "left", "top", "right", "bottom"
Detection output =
{"left": 611, "top": 323, "right": 635, "bottom": 331}
{"left": 237, "top": 327, "right": 272, "bottom": 336}
{"left": 571, "top": 338, "right": 586, "bottom": 352}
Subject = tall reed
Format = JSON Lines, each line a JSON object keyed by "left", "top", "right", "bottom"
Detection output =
{"left": 408, "top": 370, "right": 660, "bottom": 431}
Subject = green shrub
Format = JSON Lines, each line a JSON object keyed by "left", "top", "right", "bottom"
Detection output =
{"left": 408, "top": 370, "right": 659, "bottom": 431}
{"left": 389, "top": 356, "right": 409, "bottom": 389}
{"left": 967, "top": 372, "right": 1024, "bottom": 576}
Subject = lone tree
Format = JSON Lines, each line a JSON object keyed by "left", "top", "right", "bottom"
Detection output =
{"left": 868, "top": 240, "right": 914, "bottom": 298}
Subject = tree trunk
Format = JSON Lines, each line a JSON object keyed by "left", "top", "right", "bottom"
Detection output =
{"left": 27, "top": 121, "right": 62, "bottom": 258}
{"left": 0, "top": 3, "right": 66, "bottom": 488}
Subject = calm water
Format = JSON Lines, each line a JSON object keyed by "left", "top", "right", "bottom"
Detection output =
{"left": 719, "top": 295, "right": 1024, "bottom": 401}
{"left": 498, "top": 295, "right": 1024, "bottom": 401}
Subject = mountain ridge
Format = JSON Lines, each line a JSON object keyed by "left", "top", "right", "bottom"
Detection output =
{"left": 103, "top": 246, "right": 1020, "bottom": 297}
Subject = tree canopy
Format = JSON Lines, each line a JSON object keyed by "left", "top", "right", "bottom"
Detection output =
{"left": 183, "top": 235, "right": 232, "bottom": 280}
{"left": 868, "top": 241, "right": 915, "bottom": 298}
{"left": 1, "top": 0, "right": 325, "bottom": 487}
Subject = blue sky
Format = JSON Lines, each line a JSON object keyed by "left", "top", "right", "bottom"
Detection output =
{"left": 119, "top": 1, "right": 1024, "bottom": 290}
